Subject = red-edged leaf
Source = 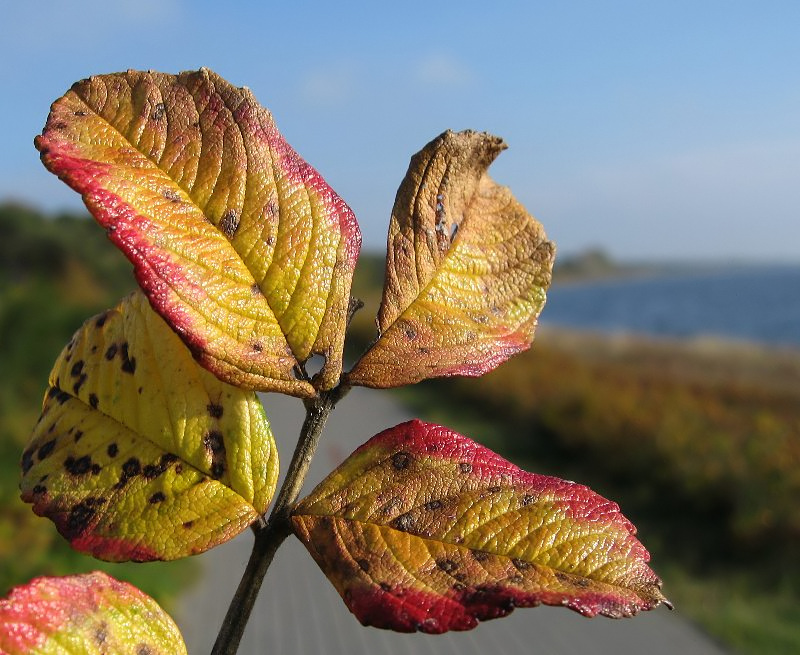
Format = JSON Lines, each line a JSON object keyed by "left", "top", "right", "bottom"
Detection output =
{"left": 0, "top": 572, "right": 186, "bottom": 654}
{"left": 292, "top": 420, "right": 669, "bottom": 633}
{"left": 35, "top": 68, "right": 361, "bottom": 396}
{"left": 348, "top": 130, "right": 555, "bottom": 388}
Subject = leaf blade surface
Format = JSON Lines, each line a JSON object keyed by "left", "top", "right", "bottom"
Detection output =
{"left": 20, "top": 291, "right": 278, "bottom": 561}
{"left": 292, "top": 420, "right": 668, "bottom": 633}
{"left": 0, "top": 572, "right": 187, "bottom": 654}
{"left": 348, "top": 130, "right": 554, "bottom": 388}
{"left": 35, "top": 69, "right": 361, "bottom": 394}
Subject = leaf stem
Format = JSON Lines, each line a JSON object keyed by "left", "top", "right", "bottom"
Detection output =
{"left": 210, "top": 383, "right": 351, "bottom": 655}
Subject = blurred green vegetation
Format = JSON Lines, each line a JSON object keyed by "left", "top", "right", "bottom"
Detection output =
{"left": 0, "top": 202, "right": 196, "bottom": 608}
{"left": 348, "top": 258, "right": 800, "bottom": 655}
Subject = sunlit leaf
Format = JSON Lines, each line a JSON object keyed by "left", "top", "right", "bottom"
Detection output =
{"left": 35, "top": 68, "right": 361, "bottom": 396}
{"left": 20, "top": 291, "right": 278, "bottom": 561}
{"left": 292, "top": 420, "right": 668, "bottom": 633}
{"left": 0, "top": 572, "right": 186, "bottom": 654}
{"left": 348, "top": 130, "right": 554, "bottom": 388}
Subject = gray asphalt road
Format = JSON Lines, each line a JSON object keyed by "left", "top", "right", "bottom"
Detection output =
{"left": 174, "top": 388, "right": 729, "bottom": 655}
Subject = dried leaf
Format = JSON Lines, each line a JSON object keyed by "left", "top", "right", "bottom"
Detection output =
{"left": 348, "top": 130, "right": 554, "bottom": 388}
{"left": 35, "top": 68, "right": 361, "bottom": 395}
{"left": 20, "top": 292, "right": 278, "bottom": 561}
{"left": 292, "top": 420, "right": 668, "bottom": 633}
{"left": 0, "top": 572, "right": 186, "bottom": 654}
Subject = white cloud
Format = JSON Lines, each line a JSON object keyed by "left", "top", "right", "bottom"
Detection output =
{"left": 298, "top": 62, "right": 360, "bottom": 108}
{"left": 0, "top": 0, "right": 182, "bottom": 56}
{"left": 529, "top": 139, "right": 800, "bottom": 260}
{"left": 414, "top": 53, "right": 475, "bottom": 88}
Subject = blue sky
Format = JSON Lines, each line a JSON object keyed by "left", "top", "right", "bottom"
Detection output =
{"left": 1, "top": 1, "right": 798, "bottom": 260}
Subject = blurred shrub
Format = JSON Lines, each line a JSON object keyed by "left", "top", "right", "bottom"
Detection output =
{"left": 0, "top": 202, "right": 194, "bottom": 604}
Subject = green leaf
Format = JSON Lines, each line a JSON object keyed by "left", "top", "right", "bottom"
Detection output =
{"left": 0, "top": 572, "right": 187, "bottom": 654}
{"left": 348, "top": 130, "right": 555, "bottom": 388}
{"left": 292, "top": 420, "right": 669, "bottom": 633}
{"left": 35, "top": 68, "right": 361, "bottom": 396}
{"left": 20, "top": 292, "right": 278, "bottom": 561}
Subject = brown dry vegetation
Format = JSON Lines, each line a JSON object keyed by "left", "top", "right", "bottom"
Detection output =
{"left": 345, "top": 257, "right": 800, "bottom": 653}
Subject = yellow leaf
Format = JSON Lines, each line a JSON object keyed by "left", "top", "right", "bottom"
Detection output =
{"left": 293, "top": 420, "right": 668, "bottom": 633}
{"left": 348, "top": 130, "right": 554, "bottom": 388}
{"left": 35, "top": 69, "right": 361, "bottom": 396}
{"left": 20, "top": 292, "right": 278, "bottom": 561}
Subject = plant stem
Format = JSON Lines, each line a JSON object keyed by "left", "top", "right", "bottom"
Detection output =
{"left": 210, "top": 384, "right": 351, "bottom": 655}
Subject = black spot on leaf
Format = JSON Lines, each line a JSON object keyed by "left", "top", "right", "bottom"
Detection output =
{"left": 21, "top": 447, "right": 35, "bottom": 474}
{"left": 65, "top": 498, "right": 102, "bottom": 537}
{"left": 37, "top": 440, "right": 56, "bottom": 460}
{"left": 472, "top": 549, "right": 490, "bottom": 562}
{"left": 183, "top": 520, "right": 194, "bottom": 529}
{"left": 88, "top": 394, "right": 99, "bottom": 409}
{"left": 162, "top": 188, "right": 181, "bottom": 202}
{"left": 95, "top": 313, "right": 109, "bottom": 328}
{"left": 512, "top": 558, "right": 531, "bottom": 572}
{"left": 115, "top": 457, "right": 141, "bottom": 488}
{"left": 142, "top": 464, "right": 161, "bottom": 480}
{"left": 72, "top": 374, "right": 87, "bottom": 394}
{"left": 65, "top": 455, "right": 92, "bottom": 476}
{"left": 521, "top": 494, "right": 535, "bottom": 506}
{"left": 73, "top": 430, "right": 84, "bottom": 443}
{"left": 105, "top": 344, "right": 118, "bottom": 360}
{"left": 151, "top": 102, "right": 165, "bottom": 120}
{"left": 356, "top": 558, "right": 370, "bottom": 572}
{"left": 204, "top": 431, "right": 225, "bottom": 454}
{"left": 424, "top": 499, "right": 443, "bottom": 511}
{"left": 219, "top": 209, "right": 240, "bottom": 238}
{"left": 32, "top": 484, "right": 47, "bottom": 495}
{"left": 149, "top": 492, "right": 166, "bottom": 504}
{"left": 436, "top": 558, "right": 459, "bottom": 574}
{"left": 391, "top": 451, "right": 411, "bottom": 471}
{"left": 207, "top": 403, "right": 224, "bottom": 419}
{"left": 122, "top": 458, "right": 141, "bottom": 476}
{"left": 107, "top": 443, "right": 118, "bottom": 458}
{"left": 459, "top": 462, "right": 473, "bottom": 474}
{"left": 381, "top": 497, "right": 402, "bottom": 515}
{"left": 120, "top": 342, "right": 136, "bottom": 373}
{"left": 70, "top": 360, "right": 84, "bottom": 377}
{"left": 392, "top": 512, "right": 414, "bottom": 532}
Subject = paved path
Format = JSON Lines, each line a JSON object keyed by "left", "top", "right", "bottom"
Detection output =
{"left": 174, "top": 388, "right": 728, "bottom": 655}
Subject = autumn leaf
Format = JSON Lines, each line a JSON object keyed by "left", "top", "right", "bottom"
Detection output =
{"left": 348, "top": 130, "right": 554, "bottom": 388}
{"left": 292, "top": 420, "right": 668, "bottom": 633}
{"left": 0, "top": 572, "right": 186, "bottom": 654}
{"left": 20, "top": 291, "right": 278, "bottom": 561}
{"left": 35, "top": 68, "right": 361, "bottom": 396}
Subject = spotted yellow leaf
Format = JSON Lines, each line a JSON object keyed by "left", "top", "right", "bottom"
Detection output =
{"left": 35, "top": 68, "right": 361, "bottom": 396}
{"left": 0, "top": 572, "right": 186, "bottom": 654}
{"left": 20, "top": 292, "right": 278, "bottom": 561}
{"left": 292, "top": 420, "right": 669, "bottom": 633}
{"left": 348, "top": 130, "right": 555, "bottom": 388}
